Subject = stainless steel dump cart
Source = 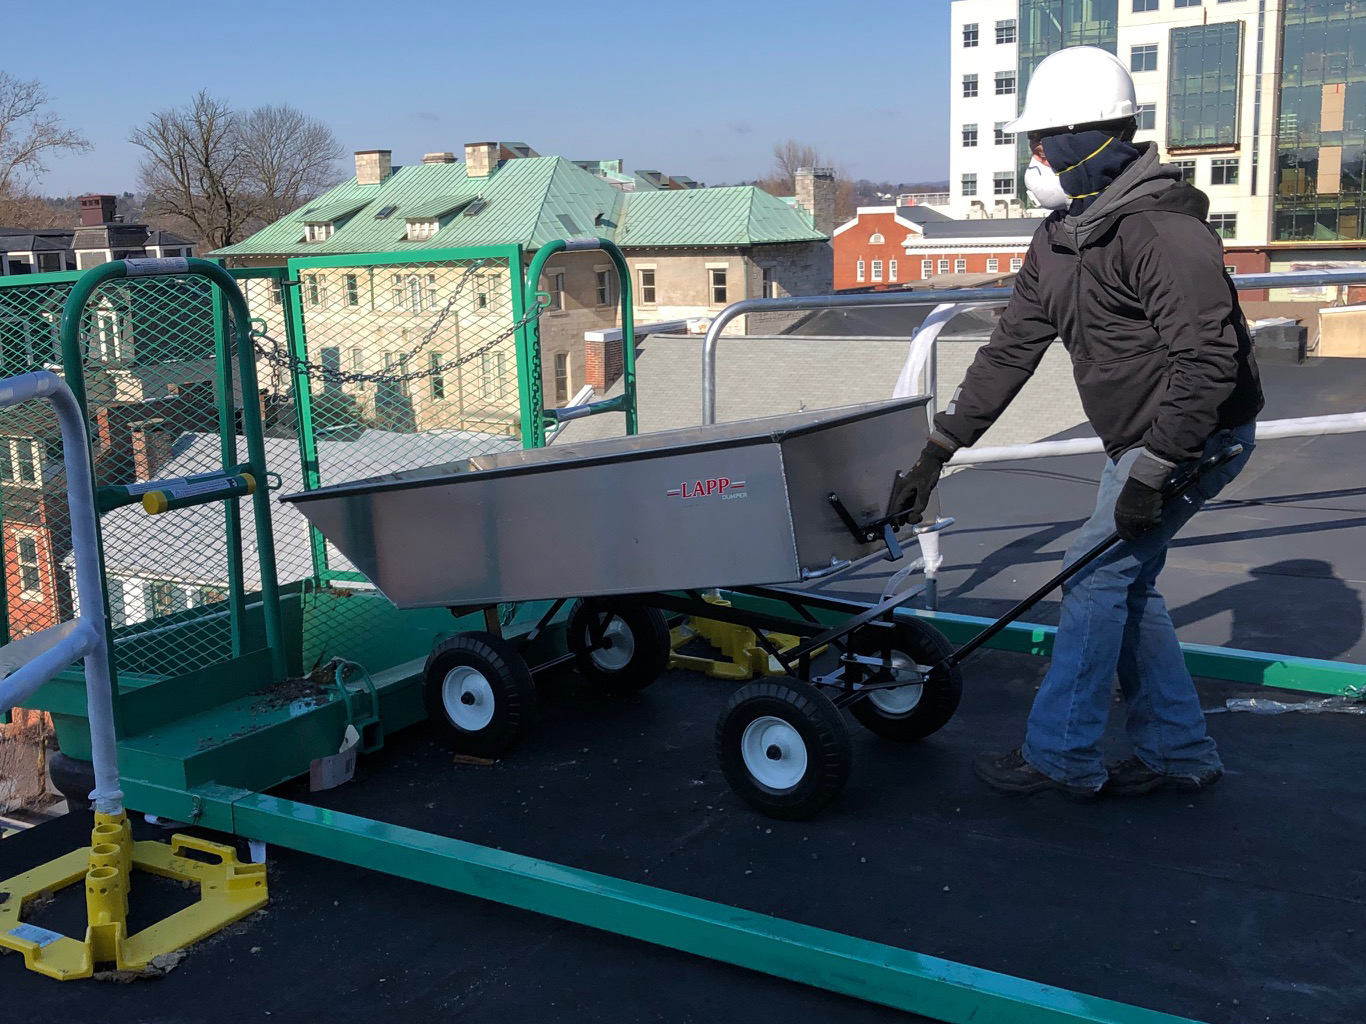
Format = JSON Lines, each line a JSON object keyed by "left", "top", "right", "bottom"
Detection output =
{"left": 283, "top": 397, "right": 960, "bottom": 819}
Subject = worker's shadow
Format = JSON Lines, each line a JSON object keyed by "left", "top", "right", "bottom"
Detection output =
{"left": 1169, "top": 559, "right": 1364, "bottom": 659}
{"left": 946, "top": 517, "right": 1084, "bottom": 602}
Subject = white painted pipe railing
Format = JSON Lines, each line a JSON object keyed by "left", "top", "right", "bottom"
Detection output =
{"left": 953, "top": 411, "right": 1366, "bottom": 467}
{"left": 0, "top": 371, "right": 121, "bottom": 815}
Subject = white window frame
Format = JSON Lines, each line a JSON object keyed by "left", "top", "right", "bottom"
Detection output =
{"left": 994, "top": 173, "right": 1015, "bottom": 196}
{"left": 344, "top": 273, "right": 360, "bottom": 306}
{"left": 638, "top": 266, "right": 657, "bottom": 305}
{"left": 871, "top": 260, "right": 883, "bottom": 282}
{"left": 986, "top": 258, "right": 1000, "bottom": 273}
{"left": 995, "top": 18, "right": 1016, "bottom": 44}
{"left": 954, "top": 259, "right": 967, "bottom": 274}
{"left": 937, "top": 258, "right": 950, "bottom": 275}
{"left": 1009, "top": 257, "right": 1024, "bottom": 272}
{"left": 544, "top": 270, "right": 566, "bottom": 312}
{"left": 921, "top": 259, "right": 934, "bottom": 278}
{"left": 554, "top": 352, "right": 570, "bottom": 404}
{"left": 1, "top": 437, "right": 42, "bottom": 487}
{"left": 889, "top": 260, "right": 898, "bottom": 283}
{"left": 406, "top": 219, "right": 439, "bottom": 241}
{"left": 305, "top": 222, "right": 334, "bottom": 243}
{"left": 479, "top": 350, "right": 507, "bottom": 401}
{"left": 709, "top": 267, "right": 728, "bottom": 306}
{"left": 14, "top": 530, "right": 44, "bottom": 600}
{"left": 430, "top": 353, "right": 446, "bottom": 400}
{"left": 306, "top": 273, "right": 327, "bottom": 307}
{"left": 595, "top": 267, "right": 615, "bottom": 307}
{"left": 856, "top": 259, "right": 865, "bottom": 282}
{"left": 869, "top": 233, "right": 885, "bottom": 245}
{"left": 761, "top": 266, "right": 777, "bottom": 299}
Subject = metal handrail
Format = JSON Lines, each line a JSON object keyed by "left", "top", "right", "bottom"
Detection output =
{"left": 0, "top": 372, "right": 121, "bottom": 815}
{"left": 700, "top": 267, "right": 1366, "bottom": 425}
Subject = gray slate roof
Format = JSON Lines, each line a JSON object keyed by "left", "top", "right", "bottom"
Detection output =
{"left": 921, "top": 218, "right": 1043, "bottom": 240}
{"left": 94, "top": 428, "right": 521, "bottom": 589}
{"left": 896, "top": 206, "right": 953, "bottom": 225}
{"left": 556, "top": 334, "right": 920, "bottom": 444}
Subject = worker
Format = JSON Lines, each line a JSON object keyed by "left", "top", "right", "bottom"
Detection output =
{"left": 888, "top": 46, "right": 1262, "bottom": 798}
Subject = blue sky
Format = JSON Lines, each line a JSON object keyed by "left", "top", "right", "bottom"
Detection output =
{"left": 7, "top": 0, "right": 951, "bottom": 197}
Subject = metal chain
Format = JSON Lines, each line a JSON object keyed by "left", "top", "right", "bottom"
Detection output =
{"left": 249, "top": 260, "right": 543, "bottom": 386}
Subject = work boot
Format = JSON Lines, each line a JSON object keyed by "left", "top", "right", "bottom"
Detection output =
{"left": 973, "top": 748, "right": 1099, "bottom": 798}
{"left": 1103, "top": 756, "right": 1223, "bottom": 797}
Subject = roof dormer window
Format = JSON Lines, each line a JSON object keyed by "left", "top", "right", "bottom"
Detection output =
{"left": 869, "top": 233, "right": 885, "bottom": 245}
{"left": 305, "top": 222, "right": 334, "bottom": 242}
{"left": 406, "top": 219, "right": 440, "bottom": 241}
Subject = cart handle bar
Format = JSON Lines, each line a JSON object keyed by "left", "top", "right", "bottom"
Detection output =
{"left": 943, "top": 443, "right": 1245, "bottom": 669}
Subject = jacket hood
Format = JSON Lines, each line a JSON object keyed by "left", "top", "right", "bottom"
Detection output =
{"left": 1054, "top": 143, "right": 1201, "bottom": 248}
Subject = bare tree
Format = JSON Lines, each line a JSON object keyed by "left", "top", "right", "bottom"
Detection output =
{"left": 131, "top": 93, "right": 341, "bottom": 249}
{"left": 131, "top": 91, "right": 251, "bottom": 250}
{"left": 238, "top": 104, "right": 342, "bottom": 224}
{"left": 0, "top": 72, "right": 90, "bottom": 223}
{"left": 756, "top": 139, "right": 855, "bottom": 224}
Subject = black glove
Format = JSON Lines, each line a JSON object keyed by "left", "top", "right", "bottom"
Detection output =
{"left": 887, "top": 439, "right": 954, "bottom": 527}
{"left": 1113, "top": 476, "right": 1163, "bottom": 542}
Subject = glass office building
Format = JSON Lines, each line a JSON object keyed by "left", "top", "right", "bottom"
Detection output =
{"left": 1275, "top": 0, "right": 1366, "bottom": 241}
{"left": 1167, "top": 23, "right": 1243, "bottom": 150}
{"left": 1016, "top": 0, "right": 1119, "bottom": 195}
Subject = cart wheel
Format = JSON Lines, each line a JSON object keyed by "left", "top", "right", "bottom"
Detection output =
{"left": 716, "top": 678, "right": 852, "bottom": 820}
{"left": 423, "top": 631, "right": 537, "bottom": 758}
{"left": 566, "top": 599, "right": 671, "bottom": 695}
{"left": 848, "top": 619, "right": 962, "bottom": 741}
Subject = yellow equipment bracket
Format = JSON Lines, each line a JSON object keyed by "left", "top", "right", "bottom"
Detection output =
{"left": 0, "top": 816, "right": 267, "bottom": 981}
{"left": 669, "top": 598, "right": 822, "bottom": 680}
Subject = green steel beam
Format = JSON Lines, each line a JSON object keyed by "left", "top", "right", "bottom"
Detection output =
{"left": 714, "top": 591, "right": 1366, "bottom": 698}
{"left": 211, "top": 287, "right": 249, "bottom": 657}
{"left": 224, "top": 791, "right": 1205, "bottom": 1024}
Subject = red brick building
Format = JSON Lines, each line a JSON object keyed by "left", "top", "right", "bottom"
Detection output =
{"left": 902, "top": 218, "right": 1036, "bottom": 286}
{"left": 833, "top": 206, "right": 955, "bottom": 291}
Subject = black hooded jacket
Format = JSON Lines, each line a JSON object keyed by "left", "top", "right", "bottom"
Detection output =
{"left": 933, "top": 144, "right": 1263, "bottom": 488}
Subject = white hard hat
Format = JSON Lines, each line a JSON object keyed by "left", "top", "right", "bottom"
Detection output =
{"left": 1004, "top": 46, "right": 1137, "bottom": 135}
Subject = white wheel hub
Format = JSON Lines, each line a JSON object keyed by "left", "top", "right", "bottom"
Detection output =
{"left": 587, "top": 615, "right": 635, "bottom": 672}
{"left": 867, "top": 652, "right": 924, "bottom": 716}
{"left": 740, "top": 715, "right": 808, "bottom": 791}
{"left": 442, "top": 665, "right": 496, "bottom": 732}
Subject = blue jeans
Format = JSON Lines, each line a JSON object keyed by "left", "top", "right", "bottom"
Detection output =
{"left": 1021, "top": 422, "right": 1256, "bottom": 790}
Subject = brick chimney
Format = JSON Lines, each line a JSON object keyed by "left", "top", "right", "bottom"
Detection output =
{"left": 464, "top": 142, "right": 499, "bottom": 178}
{"left": 78, "top": 194, "right": 117, "bottom": 227}
{"left": 130, "top": 419, "right": 175, "bottom": 483}
{"left": 423, "top": 152, "right": 456, "bottom": 164}
{"left": 794, "top": 168, "right": 836, "bottom": 237}
{"left": 354, "top": 150, "right": 393, "bottom": 186}
{"left": 584, "top": 337, "right": 624, "bottom": 394}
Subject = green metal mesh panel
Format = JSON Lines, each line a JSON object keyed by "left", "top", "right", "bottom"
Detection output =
{"left": 0, "top": 273, "right": 80, "bottom": 646}
{"left": 281, "top": 253, "right": 532, "bottom": 665}
{"left": 0, "top": 269, "right": 287, "bottom": 681}
{"left": 80, "top": 274, "right": 247, "bottom": 678}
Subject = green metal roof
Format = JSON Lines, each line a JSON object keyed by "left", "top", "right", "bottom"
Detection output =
{"left": 402, "top": 196, "right": 477, "bottom": 220}
{"left": 213, "top": 157, "right": 823, "bottom": 258}
{"left": 614, "top": 187, "right": 825, "bottom": 247}
{"left": 297, "top": 198, "right": 368, "bottom": 223}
